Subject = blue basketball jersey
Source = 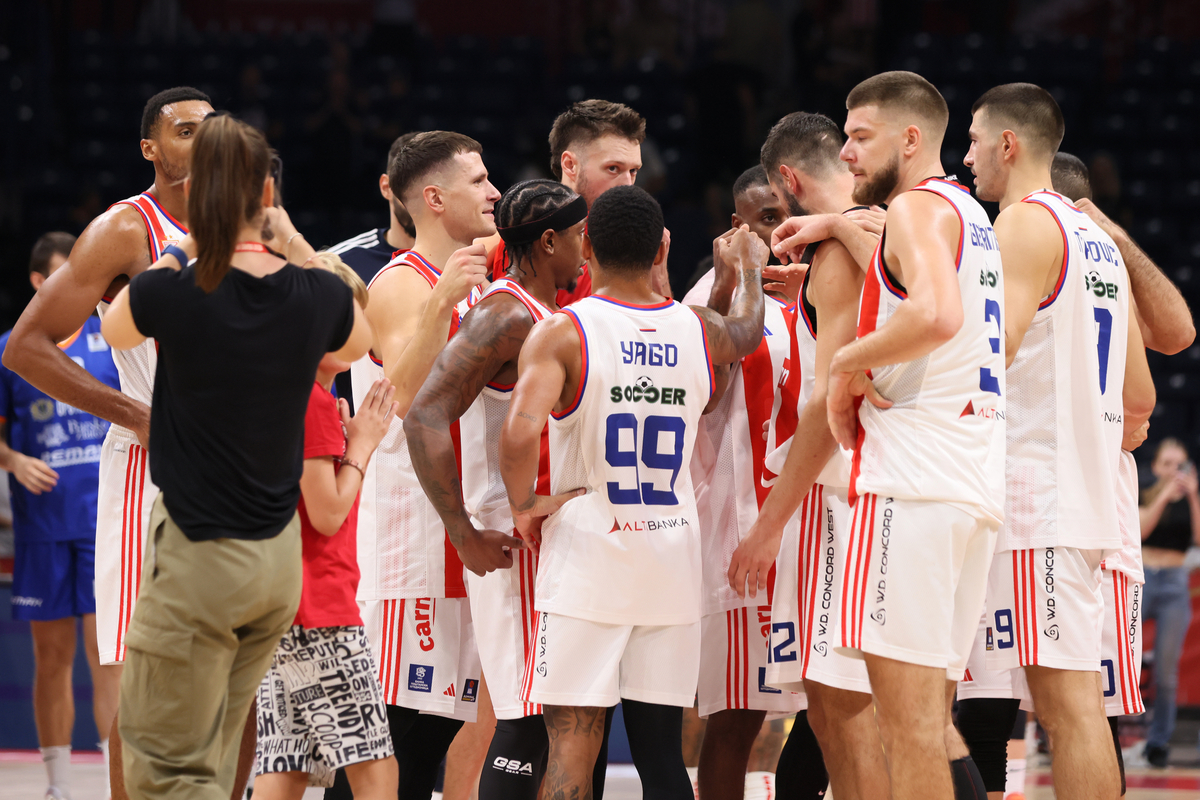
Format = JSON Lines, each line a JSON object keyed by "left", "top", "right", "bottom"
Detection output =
{"left": 0, "top": 316, "right": 120, "bottom": 541}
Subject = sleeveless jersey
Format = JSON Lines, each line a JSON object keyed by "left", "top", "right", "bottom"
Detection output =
{"left": 765, "top": 256, "right": 853, "bottom": 491}
{"left": 95, "top": 192, "right": 187, "bottom": 416}
{"left": 1000, "top": 190, "right": 1128, "bottom": 551}
{"left": 851, "top": 178, "right": 1006, "bottom": 519}
{"left": 682, "top": 273, "right": 790, "bottom": 614}
{"left": 351, "top": 250, "right": 481, "bottom": 600}
{"left": 460, "top": 278, "right": 554, "bottom": 533}
{"left": 539, "top": 295, "right": 714, "bottom": 625}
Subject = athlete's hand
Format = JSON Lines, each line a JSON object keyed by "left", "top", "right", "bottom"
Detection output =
{"left": 1074, "top": 198, "right": 1123, "bottom": 240}
{"left": 131, "top": 404, "right": 151, "bottom": 451}
{"left": 763, "top": 262, "right": 807, "bottom": 302}
{"left": 1122, "top": 420, "right": 1149, "bottom": 452}
{"left": 434, "top": 243, "right": 489, "bottom": 308}
{"left": 771, "top": 214, "right": 841, "bottom": 265}
{"left": 449, "top": 521, "right": 525, "bottom": 576}
{"left": 11, "top": 454, "right": 59, "bottom": 495}
{"left": 843, "top": 206, "right": 887, "bottom": 237}
{"left": 728, "top": 521, "right": 783, "bottom": 600}
{"left": 719, "top": 224, "right": 771, "bottom": 275}
{"left": 509, "top": 488, "right": 586, "bottom": 556}
{"left": 826, "top": 368, "right": 891, "bottom": 450}
{"left": 651, "top": 228, "right": 673, "bottom": 299}
{"left": 342, "top": 378, "right": 397, "bottom": 456}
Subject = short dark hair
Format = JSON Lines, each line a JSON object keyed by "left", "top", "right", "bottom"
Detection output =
{"left": 760, "top": 112, "right": 843, "bottom": 179}
{"left": 386, "top": 131, "right": 422, "bottom": 177}
{"left": 971, "top": 82, "right": 1065, "bottom": 157}
{"left": 548, "top": 100, "right": 646, "bottom": 180}
{"left": 29, "top": 231, "right": 76, "bottom": 276}
{"left": 141, "top": 86, "right": 212, "bottom": 140}
{"left": 496, "top": 179, "right": 581, "bottom": 273}
{"left": 388, "top": 130, "right": 483, "bottom": 205}
{"left": 1051, "top": 152, "right": 1092, "bottom": 202}
{"left": 847, "top": 71, "right": 949, "bottom": 139}
{"left": 586, "top": 185, "right": 663, "bottom": 273}
{"left": 732, "top": 165, "right": 770, "bottom": 199}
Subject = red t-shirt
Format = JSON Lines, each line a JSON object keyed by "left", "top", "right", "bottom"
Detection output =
{"left": 488, "top": 240, "right": 592, "bottom": 307}
{"left": 295, "top": 382, "right": 362, "bottom": 628}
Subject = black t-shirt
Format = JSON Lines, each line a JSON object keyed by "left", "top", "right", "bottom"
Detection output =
{"left": 129, "top": 263, "right": 354, "bottom": 542}
{"left": 1141, "top": 489, "right": 1194, "bottom": 552}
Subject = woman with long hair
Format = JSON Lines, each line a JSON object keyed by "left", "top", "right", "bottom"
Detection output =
{"left": 100, "top": 114, "right": 373, "bottom": 800}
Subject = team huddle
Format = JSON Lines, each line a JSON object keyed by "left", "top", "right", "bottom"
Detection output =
{"left": 4, "top": 66, "right": 1195, "bottom": 800}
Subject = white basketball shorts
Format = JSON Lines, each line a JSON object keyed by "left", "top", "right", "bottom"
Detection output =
{"left": 95, "top": 426, "right": 158, "bottom": 665}
{"left": 985, "top": 546, "right": 1104, "bottom": 673}
{"left": 1102, "top": 568, "right": 1144, "bottom": 716}
{"left": 767, "top": 484, "right": 872, "bottom": 695}
{"left": 838, "top": 494, "right": 998, "bottom": 680}
{"left": 698, "top": 605, "right": 805, "bottom": 717}
{"left": 957, "top": 611, "right": 1031, "bottom": 707}
{"left": 360, "top": 596, "right": 481, "bottom": 722}
{"left": 523, "top": 612, "right": 700, "bottom": 708}
{"left": 466, "top": 548, "right": 541, "bottom": 720}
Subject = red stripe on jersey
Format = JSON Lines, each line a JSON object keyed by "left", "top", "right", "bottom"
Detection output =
{"left": 142, "top": 192, "right": 187, "bottom": 235}
{"left": 840, "top": 497, "right": 858, "bottom": 650}
{"left": 115, "top": 446, "right": 135, "bottom": 659}
{"left": 856, "top": 495, "right": 876, "bottom": 648}
{"left": 133, "top": 446, "right": 146, "bottom": 629}
{"left": 1023, "top": 199, "right": 1071, "bottom": 310}
{"left": 1113, "top": 573, "right": 1130, "bottom": 712}
{"left": 725, "top": 610, "right": 734, "bottom": 708}
{"left": 771, "top": 305, "right": 803, "bottom": 453}
{"left": 132, "top": 197, "right": 169, "bottom": 255}
{"left": 742, "top": 607, "right": 751, "bottom": 707}
{"left": 740, "top": 330, "right": 777, "bottom": 509}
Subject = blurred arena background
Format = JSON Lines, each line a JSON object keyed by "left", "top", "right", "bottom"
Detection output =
{"left": 0, "top": 0, "right": 1199, "bottom": 762}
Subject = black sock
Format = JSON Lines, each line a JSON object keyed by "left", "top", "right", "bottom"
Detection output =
{"left": 955, "top": 697, "right": 1021, "bottom": 792}
{"left": 775, "top": 710, "right": 829, "bottom": 799}
{"left": 479, "top": 716, "right": 549, "bottom": 800}
{"left": 950, "top": 756, "right": 987, "bottom": 800}
{"left": 621, "top": 700, "right": 693, "bottom": 800}
{"left": 1109, "top": 716, "right": 1126, "bottom": 796}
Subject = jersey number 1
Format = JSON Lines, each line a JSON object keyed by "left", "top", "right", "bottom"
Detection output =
{"left": 605, "top": 413, "right": 686, "bottom": 506}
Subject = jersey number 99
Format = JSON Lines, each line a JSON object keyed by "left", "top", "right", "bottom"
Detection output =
{"left": 605, "top": 413, "right": 686, "bottom": 506}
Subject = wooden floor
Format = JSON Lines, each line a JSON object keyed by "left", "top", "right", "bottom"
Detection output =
{"left": 4, "top": 752, "right": 1200, "bottom": 800}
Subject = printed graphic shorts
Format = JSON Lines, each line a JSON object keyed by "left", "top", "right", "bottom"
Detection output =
{"left": 255, "top": 625, "right": 394, "bottom": 787}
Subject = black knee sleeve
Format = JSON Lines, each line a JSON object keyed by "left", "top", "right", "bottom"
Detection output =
{"left": 621, "top": 700, "right": 692, "bottom": 800}
{"left": 1010, "top": 709, "right": 1026, "bottom": 739}
{"left": 396, "top": 711, "right": 463, "bottom": 799}
{"left": 956, "top": 697, "right": 1020, "bottom": 792}
{"left": 950, "top": 756, "right": 987, "bottom": 800}
{"left": 1109, "top": 716, "right": 1126, "bottom": 796}
{"left": 775, "top": 710, "right": 829, "bottom": 800}
{"left": 478, "top": 716, "right": 549, "bottom": 800}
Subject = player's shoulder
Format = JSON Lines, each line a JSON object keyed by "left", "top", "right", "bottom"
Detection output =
{"left": 83, "top": 200, "right": 152, "bottom": 247}
{"left": 465, "top": 286, "right": 540, "bottom": 330}
{"left": 995, "top": 196, "right": 1061, "bottom": 238}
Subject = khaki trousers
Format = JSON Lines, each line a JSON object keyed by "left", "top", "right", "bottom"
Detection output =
{"left": 119, "top": 494, "right": 301, "bottom": 800}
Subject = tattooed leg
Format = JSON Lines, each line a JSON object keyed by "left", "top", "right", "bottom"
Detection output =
{"left": 542, "top": 705, "right": 607, "bottom": 800}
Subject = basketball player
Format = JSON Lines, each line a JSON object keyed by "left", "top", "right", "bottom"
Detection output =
{"left": 487, "top": 99, "right": 671, "bottom": 302}
{"left": 680, "top": 165, "right": 802, "bottom": 800}
{"left": 0, "top": 232, "right": 120, "bottom": 800}
{"left": 335, "top": 130, "right": 496, "bottom": 799}
{"left": 406, "top": 179, "right": 608, "bottom": 799}
{"left": 0, "top": 88, "right": 276, "bottom": 800}
{"left": 327, "top": 131, "right": 420, "bottom": 407}
{"left": 766, "top": 73, "right": 1006, "bottom": 800}
{"left": 962, "top": 83, "right": 1155, "bottom": 800}
{"left": 500, "top": 185, "right": 769, "bottom": 798}
{"left": 727, "top": 111, "right": 896, "bottom": 800}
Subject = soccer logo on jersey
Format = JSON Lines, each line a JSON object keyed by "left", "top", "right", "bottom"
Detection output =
{"left": 634, "top": 375, "right": 654, "bottom": 392}
{"left": 1085, "top": 270, "right": 1119, "bottom": 300}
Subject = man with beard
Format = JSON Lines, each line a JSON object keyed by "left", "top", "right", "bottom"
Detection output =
{"left": 0, "top": 88, "right": 273, "bottom": 800}
{"left": 487, "top": 99, "right": 672, "bottom": 302}
{"left": 785, "top": 72, "right": 1007, "bottom": 800}
{"left": 328, "top": 132, "right": 420, "bottom": 407}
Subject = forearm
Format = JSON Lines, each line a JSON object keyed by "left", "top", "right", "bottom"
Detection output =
{"left": 830, "top": 215, "right": 882, "bottom": 272}
{"left": 387, "top": 297, "right": 455, "bottom": 417}
{"left": 722, "top": 265, "right": 765, "bottom": 360}
{"left": 4, "top": 336, "right": 145, "bottom": 430}
{"left": 831, "top": 302, "right": 951, "bottom": 373}
{"left": 1115, "top": 229, "right": 1195, "bottom": 354}
{"left": 0, "top": 439, "right": 19, "bottom": 472}
{"left": 707, "top": 274, "right": 737, "bottom": 316}
{"left": 501, "top": 425, "right": 543, "bottom": 512}
{"left": 757, "top": 398, "right": 838, "bottom": 531}
{"left": 405, "top": 411, "right": 473, "bottom": 535}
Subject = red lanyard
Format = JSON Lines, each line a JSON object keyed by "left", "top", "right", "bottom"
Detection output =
{"left": 234, "top": 241, "right": 269, "bottom": 253}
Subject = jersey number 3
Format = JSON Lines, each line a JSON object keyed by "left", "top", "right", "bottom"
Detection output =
{"left": 605, "top": 413, "right": 685, "bottom": 506}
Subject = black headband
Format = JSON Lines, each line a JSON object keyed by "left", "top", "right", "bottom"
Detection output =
{"left": 497, "top": 195, "right": 587, "bottom": 246}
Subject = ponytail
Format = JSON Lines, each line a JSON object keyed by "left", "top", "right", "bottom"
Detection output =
{"left": 188, "top": 115, "right": 271, "bottom": 292}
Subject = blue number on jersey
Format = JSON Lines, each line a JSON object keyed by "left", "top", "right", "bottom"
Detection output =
{"left": 1093, "top": 307, "right": 1113, "bottom": 394}
{"left": 604, "top": 413, "right": 687, "bottom": 506}
{"left": 980, "top": 298, "right": 1002, "bottom": 395}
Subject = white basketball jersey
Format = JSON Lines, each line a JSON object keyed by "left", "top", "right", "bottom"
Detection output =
{"left": 95, "top": 192, "right": 187, "bottom": 415}
{"left": 1102, "top": 450, "right": 1144, "bottom": 582}
{"left": 460, "top": 278, "right": 554, "bottom": 533}
{"left": 682, "top": 276, "right": 790, "bottom": 615}
{"left": 352, "top": 250, "right": 480, "bottom": 600}
{"left": 1001, "top": 191, "right": 1128, "bottom": 552}
{"left": 539, "top": 295, "right": 714, "bottom": 625}
{"left": 852, "top": 178, "right": 1006, "bottom": 519}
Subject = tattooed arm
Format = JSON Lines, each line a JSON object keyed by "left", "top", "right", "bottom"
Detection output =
{"left": 689, "top": 225, "right": 768, "bottom": 377}
{"left": 404, "top": 296, "right": 529, "bottom": 575}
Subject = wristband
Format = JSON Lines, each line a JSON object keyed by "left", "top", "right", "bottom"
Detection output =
{"left": 337, "top": 456, "right": 365, "bottom": 478}
{"left": 162, "top": 244, "right": 190, "bottom": 268}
